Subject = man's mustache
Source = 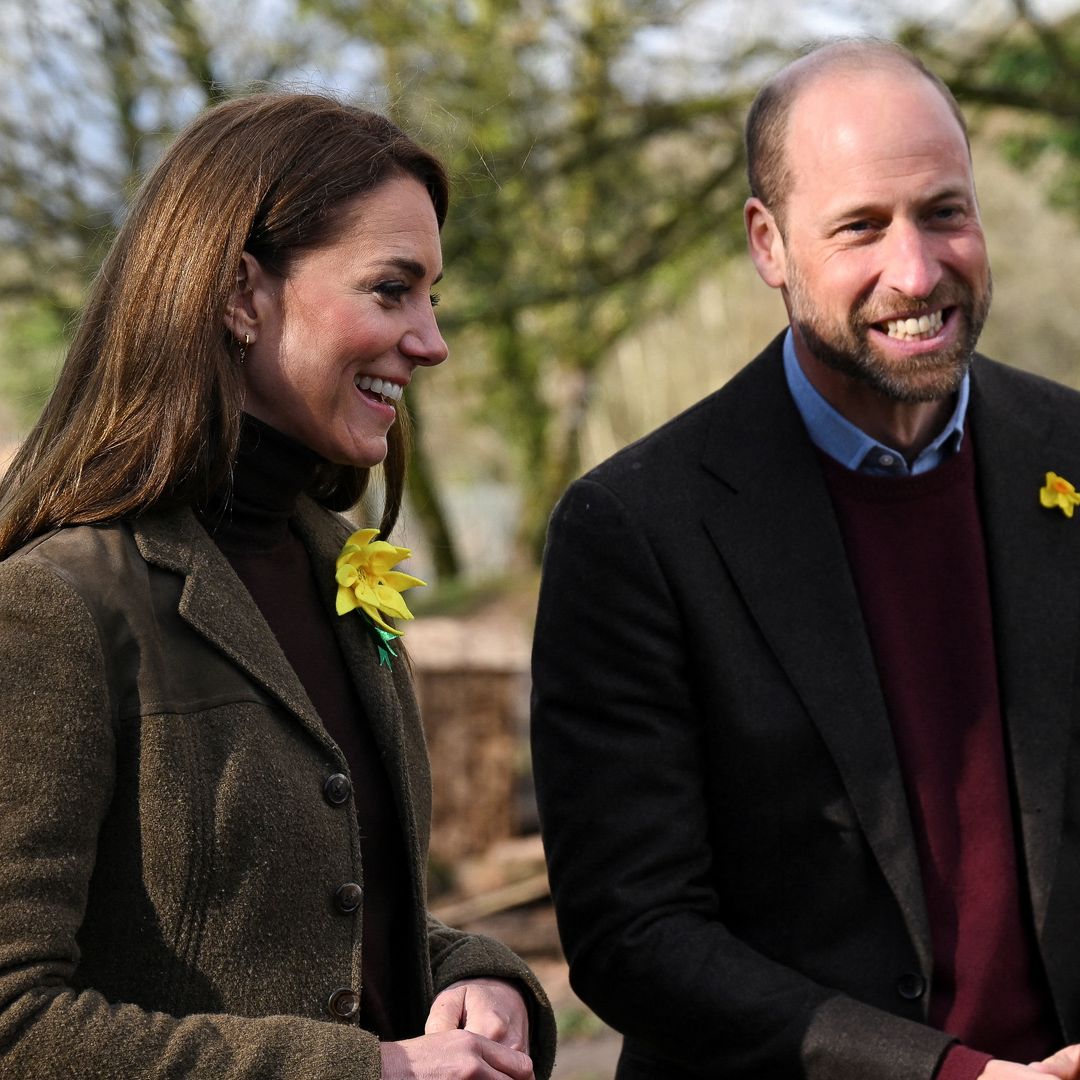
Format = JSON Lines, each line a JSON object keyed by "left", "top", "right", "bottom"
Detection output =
{"left": 853, "top": 281, "right": 975, "bottom": 328}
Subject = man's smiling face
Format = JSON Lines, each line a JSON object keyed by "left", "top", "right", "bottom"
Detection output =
{"left": 776, "top": 64, "right": 992, "bottom": 404}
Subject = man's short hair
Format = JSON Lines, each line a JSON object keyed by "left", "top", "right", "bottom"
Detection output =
{"left": 745, "top": 39, "right": 970, "bottom": 229}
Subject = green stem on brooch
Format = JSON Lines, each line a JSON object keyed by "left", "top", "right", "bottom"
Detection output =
{"left": 364, "top": 616, "right": 401, "bottom": 669}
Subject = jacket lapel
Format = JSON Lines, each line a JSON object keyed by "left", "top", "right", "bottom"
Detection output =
{"left": 699, "top": 338, "right": 931, "bottom": 963}
{"left": 294, "top": 501, "right": 428, "bottom": 927}
{"left": 134, "top": 506, "right": 338, "bottom": 756}
{"left": 970, "top": 359, "right": 1080, "bottom": 932}
{"left": 135, "top": 502, "right": 411, "bottom": 803}
{"left": 135, "top": 501, "right": 411, "bottom": 762}
{"left": 291, "top": 499, "right": 409, "bottom": 775}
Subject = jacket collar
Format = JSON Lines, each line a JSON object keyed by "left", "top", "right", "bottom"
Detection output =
{"left": 131, "top": 501, "right": 404, "bottom": 766}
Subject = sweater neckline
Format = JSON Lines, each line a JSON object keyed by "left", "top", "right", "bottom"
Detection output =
{"left": 816, "top": 427, "right": 975, "bottom": 504}
{"left": 199, "top": 415, "right": 324, "bottom": 554}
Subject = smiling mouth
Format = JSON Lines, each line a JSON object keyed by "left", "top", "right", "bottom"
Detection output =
{"left": 355, "top": 375, "right": 403, "bottom": 404}
{"left": 876, "top": 308, "right": 947, "bottom": 342}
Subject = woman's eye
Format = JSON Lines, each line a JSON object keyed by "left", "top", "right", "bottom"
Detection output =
{"left": 373, "top": 281, "right": 409, "bottom": 303}
{"left": 430, "top": 292, "right": 441, "bottom": 308}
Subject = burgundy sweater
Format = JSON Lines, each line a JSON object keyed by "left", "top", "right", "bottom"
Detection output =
{"left": 199, "top": 416, "right": 413, "bottom": 1039}
{"left": 819, "top": 436, "right": 1059, "bottom": 1078}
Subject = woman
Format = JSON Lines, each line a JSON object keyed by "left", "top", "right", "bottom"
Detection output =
{"left": 0, "top": 93, "right": 555, "bottom": 1079}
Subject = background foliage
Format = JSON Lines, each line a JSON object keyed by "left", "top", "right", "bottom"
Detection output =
{"left": 2, "top": 0, "right": 1079, "bottom": 582}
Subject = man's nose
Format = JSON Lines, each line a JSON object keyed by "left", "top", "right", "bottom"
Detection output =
{"left": 880, "top": 222, "right": 943, "bottom": 300}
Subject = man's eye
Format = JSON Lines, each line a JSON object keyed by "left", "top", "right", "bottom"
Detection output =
{"left": 933, "top": 206, "right": 961, "bottom": 222}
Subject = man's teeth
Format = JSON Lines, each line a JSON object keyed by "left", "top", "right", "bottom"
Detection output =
{"left": 884, "top": 310, "right": 944, "bottom": 341}
{"left": 355, "top": 375, "right": 403, "bottom": 403}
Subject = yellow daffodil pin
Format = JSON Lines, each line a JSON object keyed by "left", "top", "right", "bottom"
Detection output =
{"left": 1039, "top": 472, "right": 1080, "bottom": 518}
{"left": 335, "top": 528, "right": 426, "bottom": 666}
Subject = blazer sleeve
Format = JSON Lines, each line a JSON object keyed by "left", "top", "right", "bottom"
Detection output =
{"left": 530, "top": 478, "right": 956, "bottom": 1079}
{"left": 425, "top": 914, "right": 557, "bottom": 1079}
{"left": 0, "top": 558, "right": 383, "bottom": 1079}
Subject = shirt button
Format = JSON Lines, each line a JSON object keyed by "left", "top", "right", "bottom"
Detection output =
{"left": 896, "top": 972, "right": 926, "bottom": 1000}
{"left": 878, "top": 453, "right": 896, "bottom": 467}
{"left": 323, "top": 773, "right": 351, "bottom": 806}
{"left": 335, "top": 882, "right": 364, "bottom": 914}
{"left": 327, "top": 986, "right": 360, "bottom": 1020}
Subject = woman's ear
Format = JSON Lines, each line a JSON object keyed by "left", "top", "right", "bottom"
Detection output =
{"left": 223, "top": 251, "right": 269, "bottom": 343}
{"left": 744, "top": 197, "right": 787, "bottom": 289}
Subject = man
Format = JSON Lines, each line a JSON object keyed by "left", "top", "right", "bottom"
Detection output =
{"left": 531, "top": 39, "right": 1080, "bottom": 1080}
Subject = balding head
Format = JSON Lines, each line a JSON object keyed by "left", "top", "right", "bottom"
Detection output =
{"left": 745, "top": 39, "right": 970, "bottom": 230}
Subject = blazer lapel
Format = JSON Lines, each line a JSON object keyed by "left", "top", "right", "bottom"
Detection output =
{"left": 133, "top": 506, "right": 337, "bottom": 755}
{"left": 292, "top": 500, "right": 414, "bottom": 816}
{"left": 699, "top": 340, "right": 931, "bottom": 963}
{"left": 971, "top": 359, "right": 1080, "bottom": 932}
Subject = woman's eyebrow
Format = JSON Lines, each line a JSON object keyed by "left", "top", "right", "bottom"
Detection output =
{"left": 381, "top": 256, "right": 443, "bottom": 284}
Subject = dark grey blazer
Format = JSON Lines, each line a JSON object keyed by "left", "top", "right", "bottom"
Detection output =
{"left": 531, "top": 332, "right": 1080, "bottom": 1079}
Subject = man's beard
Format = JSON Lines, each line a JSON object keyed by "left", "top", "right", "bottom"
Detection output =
{"left": 786, "top": 260, "right": 992, "bottom": 404}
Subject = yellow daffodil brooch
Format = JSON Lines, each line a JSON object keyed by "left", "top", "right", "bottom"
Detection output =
{"left": 1040, "top": 472, "right": 1080, "bottom": 518}
{"left": 336, "top": 528, "right": 425, "bottom": 668}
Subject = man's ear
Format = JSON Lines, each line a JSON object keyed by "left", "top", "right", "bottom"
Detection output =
{"left": 744, "top": 197, "right": 787, "bottom": 289}
{"left": 223, "top": 251, "right": 272, "bottom": 343}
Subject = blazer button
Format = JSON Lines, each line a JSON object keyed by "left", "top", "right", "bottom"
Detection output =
{"left": 328, "top": 986, "right": 360, "bottom": 1020}
{"left": 323, "top": 773, "right": 351, "bottom": 806}
{"left": 896, "top": 972, "right": 927, "bottom": 1000}
{"left": 335, "top": 882, "right": 364, "bottom": 913}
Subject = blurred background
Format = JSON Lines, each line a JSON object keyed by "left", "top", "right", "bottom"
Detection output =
{"left": 3, "top": 1, "right": 1080, "bottom": 1074}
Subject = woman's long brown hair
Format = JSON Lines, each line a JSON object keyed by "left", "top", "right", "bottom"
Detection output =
{"left": 0, "top": 93, "right": 448, "bottom": 558}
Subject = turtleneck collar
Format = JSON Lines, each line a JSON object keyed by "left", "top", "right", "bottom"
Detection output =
{"left": 199, "top": 414, "right": 325, "bottom": 554}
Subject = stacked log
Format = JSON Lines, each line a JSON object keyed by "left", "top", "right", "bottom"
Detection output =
{"left": 407, "top": 615, "right": 532, "bottom": 867}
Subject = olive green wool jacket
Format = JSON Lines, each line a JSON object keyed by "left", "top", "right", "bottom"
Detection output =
{"left": 0, "top": 502, "right": 555, "bottom": 1079}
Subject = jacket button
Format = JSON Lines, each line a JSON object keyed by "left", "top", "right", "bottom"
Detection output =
{"left": 328, "top": 986, "right": 360, "bottom": 1020}
{"left": 335, "top": 882, "right": 364, "bottom": 913}
{"left": 896, "top": 973, "right": 926, "bottom": 1000}
{"left": 323, "top": 773, "right": 351, "bottom": 806}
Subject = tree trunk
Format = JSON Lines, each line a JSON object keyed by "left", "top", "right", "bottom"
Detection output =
{"left": 406, "top": 384, "right": 462, "bottom": 581}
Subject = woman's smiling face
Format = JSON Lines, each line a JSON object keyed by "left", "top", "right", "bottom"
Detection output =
{"left": 235, "top": 176, "right": 448, "bottom": 466}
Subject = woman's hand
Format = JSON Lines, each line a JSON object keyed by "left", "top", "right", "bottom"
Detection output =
{"left": 424, "top": 978, "right": 530, "bottom": 1053}
{"left": 377, "top": 976, "right": 535, "bottom": 1078}
{"left": 379, "top": 1028, "right": 534, "bottom": 1079}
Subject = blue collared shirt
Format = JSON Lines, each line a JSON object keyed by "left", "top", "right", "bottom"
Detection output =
{"left": 782, "top": 328, "right": 969, "bottom": 477}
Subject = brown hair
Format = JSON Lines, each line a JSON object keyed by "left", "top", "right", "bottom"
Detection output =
{"left": 0, "top": 92, "right": 448, "bottom": 557}
{"left": 745, "top": 38, "right": 970, "bottom": 228}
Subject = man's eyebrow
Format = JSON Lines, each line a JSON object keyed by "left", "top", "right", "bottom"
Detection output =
{"left": 383, "top": 256, "right": 443, "bottom": 284}
{"left": 922, "top": 185, "right": 973, "bottom": 204}
{"left": 828, "top": 202, "right": 882, "bottom": 224}
{"left": 826, "top": 187, "right": 974, "bottom": 226}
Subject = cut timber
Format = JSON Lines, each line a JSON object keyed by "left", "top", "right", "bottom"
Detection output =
{"left": 414, "top": 666, "right": 524, "bottom": 862}
{"left": 408, "top": 615, "right": 532, "bottom": 864}
{"left": 431, "top": 870, "right": 551, "bottom": 927}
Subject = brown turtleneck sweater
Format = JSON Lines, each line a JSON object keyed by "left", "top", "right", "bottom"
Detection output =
{"left": 199, "top": 416, "right": 412, "bottom": 1039}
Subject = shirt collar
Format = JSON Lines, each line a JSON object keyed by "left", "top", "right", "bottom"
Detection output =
{"left": 782, "top": 327, "right": 969, "bottom": 477}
